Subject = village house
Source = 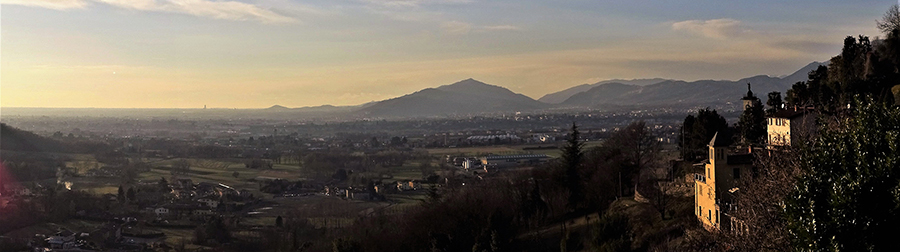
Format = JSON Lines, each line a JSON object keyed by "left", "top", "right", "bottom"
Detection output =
{"left": 197, "top": 197, "right": 220, "bottom": 208}
{"left": 395, "top": 180, "right": 420, "bottom": 191}
{"left": 693, "top": 133, "right": 753, "bottom": 231}
{"left": 767, "top": 107, "right": 816, "bottom": 148}
{"left": 46, "top": 230, "right": 77, "bottom": 250}
{"left": 154, "top": 207, "right": 169, "bottom": 216}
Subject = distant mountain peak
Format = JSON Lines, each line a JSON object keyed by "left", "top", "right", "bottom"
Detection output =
{"left": 266, "top": 105, "right": 289, "bottom": 110}
{"left": 781, "top": 61, "right": 828, "bottom": 84}
{"left": 357, "top": 78, "right": 545, "bottom": 118}
{"left": 437, "top": 78, "right": 513, "bottom": 95}
{"left": 445, "top": 78, "right": 488, "bottom": 87}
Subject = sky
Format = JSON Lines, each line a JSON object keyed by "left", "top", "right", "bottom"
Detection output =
{"left": 0, "top": 0, "right": 894, "bottom": 108}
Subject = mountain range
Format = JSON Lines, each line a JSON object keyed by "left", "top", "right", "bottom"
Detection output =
{"left": 1, "top": 62, "right": 827, "bottom": 119}
{"left": 537, "top": 78, "right": 670, "bottom": 104}
{"left": 276, "top": 61, "right": 826, "bottom": 118}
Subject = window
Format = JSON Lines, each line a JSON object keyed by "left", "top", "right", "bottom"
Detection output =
{"left": 733, "top": 168, "right": 741, "bottom": 180}
{"left": 708, "top": 210, "right": 711, "bottom": 221}
{"left": 699, "top": 206, "right": 702, "bottom": 216}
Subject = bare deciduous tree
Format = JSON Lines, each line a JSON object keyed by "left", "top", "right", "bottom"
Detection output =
{"left": 719, "top": 150, "right": 801, "bottom": 251}
{"left": 877, "top": 4, "right": 900, "bottom": 34}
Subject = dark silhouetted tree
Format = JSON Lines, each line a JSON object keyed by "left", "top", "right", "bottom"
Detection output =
{"left": 738, "top": 101, "right": 766, "bottom": 145}
{"left": 679, "top": 108, "right": 728, "bottom": 160}
{"left": 117, "top": 185, "right": 124, "bottom": 202}
{"left": 126, "top": 187, "right": 135, "bottom": 202}
{"left": 877, "top": 4, "right": 900, "bottom": 34}
{"left": 561, "top": 122, "right": 584, "bottom": 211}
{"left": 610, "top": 121, "right": 659, "bottom": 173}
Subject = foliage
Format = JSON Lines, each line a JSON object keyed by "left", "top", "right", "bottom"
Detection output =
{"left": 194, "top": 216, "right": 232, "bottom": 245}
{"left": 589, "top": 213, "right": 633, "bottom": 252}
{"left": 786, "top": 99, "right": 900, "bottom": 251}
{"left": 679, "top": 108, "right": 729, "bottom": 160}
{"left": 788, "top": 33, "right": 898, "bottom": 111}
{"left": 737, "top": 100, "right": 766, "bottom": 145}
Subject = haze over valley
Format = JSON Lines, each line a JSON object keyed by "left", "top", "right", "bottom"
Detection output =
{"left": 3, "top": 1, "right": 900, "bottom": 252}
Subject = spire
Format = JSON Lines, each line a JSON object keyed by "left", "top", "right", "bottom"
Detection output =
{"left": 743, "top": 82, "right": 755, "bottom": 99}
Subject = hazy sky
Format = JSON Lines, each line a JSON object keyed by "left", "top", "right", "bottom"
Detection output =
{"left": 0, "top": 0, "right": 893, "bottom": 108}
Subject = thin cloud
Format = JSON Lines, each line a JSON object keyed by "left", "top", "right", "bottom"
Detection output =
{"left": 4, "top": 0, "right": 297, "bottom": 24}
{"left": 441, "top": 20, "right": 472, "bottom": 35}
{"left": 479, "top": 25, "right": 523, "bottom": 31}
{"left": 442, "top": 22, "right": 523, "bottom": 35}
{"left": 1, "top": 0, "right": 88, "bottom": 10}
{"left": 672, "top": 18, "right": 744, "bottom": 40}
{"left": 360, "top": 0, "right": 472, "bottom": 8}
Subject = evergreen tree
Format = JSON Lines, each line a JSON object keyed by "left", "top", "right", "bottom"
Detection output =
{"left": 738, "top": 101, "right": 766, "bottom": 145}
{"left": 561, "top": 122, "right": 584, "bottom": 211}
{"left": 117, "top": 185, "right": 124, "bottom": 202}
{"left": 786, "top": 99, "right": 900, "bottom": 251}
{"left": 126, "top": 187, "right": 135, "bottom": 202}
{"left": 679, "top": 108, "right": 729, "bottom": 160}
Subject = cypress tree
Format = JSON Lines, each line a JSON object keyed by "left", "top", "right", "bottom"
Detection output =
{"left": 561, "top": 122, "right": 584, "bottom": 211}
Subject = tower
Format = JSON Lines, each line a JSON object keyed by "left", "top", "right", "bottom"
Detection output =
{"left": 741, "top": 83, "right": 761, "bottom": 111}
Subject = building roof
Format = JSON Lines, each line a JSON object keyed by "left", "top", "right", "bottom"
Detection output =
{"left": 769, "top": 108, "right": 813, "bottom": 119}
{"left": 708, "top": 132, "right": 731, "bottom": 147}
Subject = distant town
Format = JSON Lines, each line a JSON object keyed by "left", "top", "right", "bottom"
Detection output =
{"left": 4, "top": 3, "right": 900, "bottom": 252}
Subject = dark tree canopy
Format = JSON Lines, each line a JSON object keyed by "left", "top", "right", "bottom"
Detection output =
{"left": 561, "top": 122, "right": 584, "bottom": 211}
{"left": 786, "top": 100, "right": 900, "bottom": 251}
{"left": 679, "top": 108, "right": 729, "bottom": 160}
{"left": 738, "top": 101, "right": 766, "bottom": 145}
{"left": 877, "top": 4, "right": 900, "bottom": 34}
